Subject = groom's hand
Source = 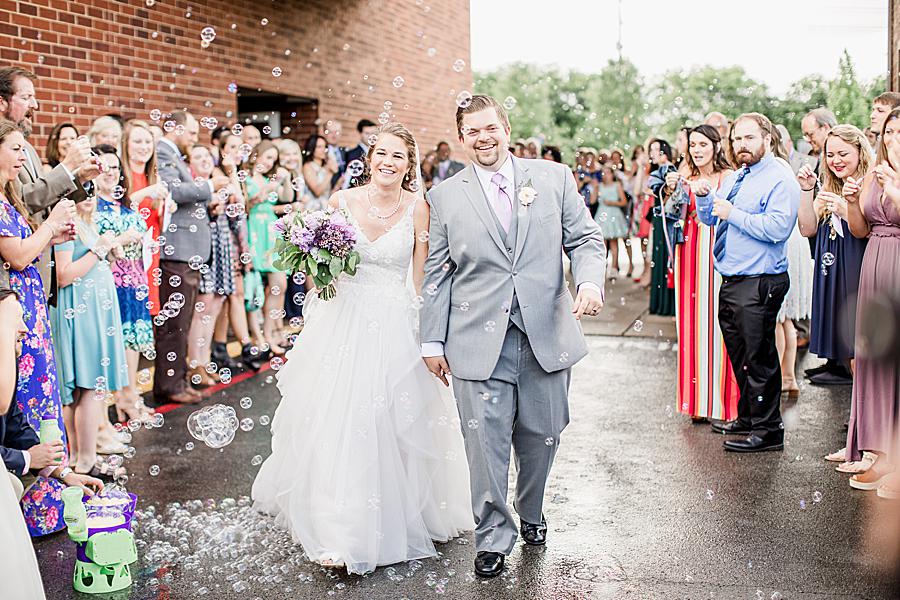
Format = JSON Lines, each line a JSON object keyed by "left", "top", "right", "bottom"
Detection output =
{"left": 424, "top": 356, "right": 451, "bottom": 387}
{"left": 573, "top": 287, "right": 603, "bottom": 320}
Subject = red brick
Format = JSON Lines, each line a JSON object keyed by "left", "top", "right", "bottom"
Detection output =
{"left": 4, "top": 0, "right": 472, "bottom": 158}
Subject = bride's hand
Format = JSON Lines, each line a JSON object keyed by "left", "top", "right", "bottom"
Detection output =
{"left": 424, "top": 356, "right": 451, "bottom": 387}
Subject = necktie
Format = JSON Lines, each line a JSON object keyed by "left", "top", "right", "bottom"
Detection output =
{"left": 712, "top": 166, "right": 750, "bottom": 262}
{"left": 491, "top": 172, "right": 512, "bottom": 233}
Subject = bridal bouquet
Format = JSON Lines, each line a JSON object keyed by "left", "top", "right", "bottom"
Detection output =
{"left": 272, "top": 208, "right": 361, "bottom": 301}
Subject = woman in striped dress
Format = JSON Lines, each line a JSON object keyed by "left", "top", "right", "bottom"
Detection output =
{"left": 671, "top": 125, "right": 739, "bottom": 422}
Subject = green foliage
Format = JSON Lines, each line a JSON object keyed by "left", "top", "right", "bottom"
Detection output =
{"left": 475, "top": 51, "right": 883, "bottom": 162}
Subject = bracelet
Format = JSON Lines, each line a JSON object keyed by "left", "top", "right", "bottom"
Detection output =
{"left": 57, "top": 467, "right": 72, "bottom": 480}
{"left": 800, "top": 186, "right": 815, "bottom": 192}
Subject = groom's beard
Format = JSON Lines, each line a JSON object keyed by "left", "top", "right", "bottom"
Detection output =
{"left": 474, "top": 148, "right": 502, "bottom": 168}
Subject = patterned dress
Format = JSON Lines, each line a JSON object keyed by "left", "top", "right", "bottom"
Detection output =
{"left": 94, "top": 197, "right": 154, "bottom": 352}
{"left": 200, "top": 212, "right": 239, "bottom": 295}
{"left": 674, "top": 186, "right": 740, "bottom": 421}
{"left": 0, "top": 199, "right": 68, "bottom": 537}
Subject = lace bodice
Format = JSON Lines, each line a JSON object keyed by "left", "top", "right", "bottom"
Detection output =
{"left": 337, "top": 194, "right": 416, "bottom": 301}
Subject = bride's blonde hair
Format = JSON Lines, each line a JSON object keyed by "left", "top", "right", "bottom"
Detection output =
{"left": 361, "top": 123, "right": 418, "bottom": 192}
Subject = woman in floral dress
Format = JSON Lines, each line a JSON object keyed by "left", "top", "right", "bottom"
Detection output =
{"left": 0, "top": 123, "right": 72, "bottom": 536}
{"left": 91, "top": 145, "right": 154, "bottom": 421}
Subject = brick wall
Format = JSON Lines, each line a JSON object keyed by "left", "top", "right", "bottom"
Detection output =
{"left": 0, "top": 0, "right": 472, "bottom": 159}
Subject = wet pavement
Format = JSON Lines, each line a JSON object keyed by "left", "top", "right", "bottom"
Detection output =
{"left": 32, "top": 279, "right": 899, "bottom": 599}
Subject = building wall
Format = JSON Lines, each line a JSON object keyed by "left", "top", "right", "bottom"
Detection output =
{"left": 0, "top": 0, "right": 472, "bottom": 157}
{"left": 891, "top": 0, "right": 899, "bottom": 91}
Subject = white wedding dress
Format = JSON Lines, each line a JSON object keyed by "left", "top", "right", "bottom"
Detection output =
{"left": 252, "top": 197, "right": 473, "bottom": 574}
{"left": 1, "top": 461, "right": 46, "bottom": 599}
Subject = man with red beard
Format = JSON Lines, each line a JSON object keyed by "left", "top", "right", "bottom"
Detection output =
{"left": 692, "top": 113, "right": 799, "bottom": 453}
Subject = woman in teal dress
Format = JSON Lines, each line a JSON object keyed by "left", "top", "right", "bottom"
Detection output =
{"left": 245, "top": 140, "right": 291, "bottom": 355}
{"left": 50, "top": 189, "right": 128, "bottom": 480}
{"left": 91, "top": 145, "right": 154, "bottom": 423}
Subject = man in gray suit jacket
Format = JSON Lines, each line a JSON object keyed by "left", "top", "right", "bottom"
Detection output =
{"left": 153, "top": 111, "right": 229, "bottom": 404}
{"left": 421, "top": 95, "right": 606, "bottom": 578}
{"left": 0, "top": 67, "right": 97, "bottom": 293}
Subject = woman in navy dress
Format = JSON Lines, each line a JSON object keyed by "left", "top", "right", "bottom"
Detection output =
{"left": 797, "top": 126, "right": 872, "bottom": 389}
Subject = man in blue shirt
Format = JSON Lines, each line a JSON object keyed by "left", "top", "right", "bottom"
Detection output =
{"left": 694, "top": 112, "right": 799, "bottom": 452}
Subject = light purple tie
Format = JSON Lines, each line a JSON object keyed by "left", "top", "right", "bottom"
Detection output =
{"left": 491, "top": 172, "right": 512, "bottom": 233}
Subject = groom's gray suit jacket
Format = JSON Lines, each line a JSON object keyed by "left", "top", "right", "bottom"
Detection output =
{"left": 421, "top": 157, "right": 606, "bottom": 381}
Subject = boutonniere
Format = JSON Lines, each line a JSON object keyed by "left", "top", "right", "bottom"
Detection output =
{"left": 517, "top": 179, "right": 537, "bottom": 207}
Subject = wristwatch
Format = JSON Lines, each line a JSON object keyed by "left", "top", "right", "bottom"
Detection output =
{"left": 57, "top": 467, "right": 73, "bottom": 480}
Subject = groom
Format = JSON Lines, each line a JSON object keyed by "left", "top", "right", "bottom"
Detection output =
{"left": 421, "top": 95, "right": 606, "bottom": 578}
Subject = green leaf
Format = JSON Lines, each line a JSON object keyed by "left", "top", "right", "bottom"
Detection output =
{"left": 318, "top": 248, "right": 332, "bottom": 262}
{"left": 306, "top": 257, "right": 318, "bottom": 277}
{"left": 348, "top": 252, "right": 360, "bottom": 270}
{"left": 329, "top": 257, "right": 342, "bottom": 278}
{"left": 344, "top": 262, "right": 357, "bottom": 276}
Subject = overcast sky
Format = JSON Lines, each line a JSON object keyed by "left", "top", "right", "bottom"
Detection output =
{"left": 470, "top": 0, "right": 888, "bottom": 93}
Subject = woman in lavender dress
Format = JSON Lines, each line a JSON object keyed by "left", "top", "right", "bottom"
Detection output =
{"left": 843, "top": 111, "right": 900, "bottom": 497}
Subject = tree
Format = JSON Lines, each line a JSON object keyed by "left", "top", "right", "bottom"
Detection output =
{"left": 648, "top": 65, "right": 772, "bottom": 143}
{"left": 826, "top": 49, "right": 871, "bottom": 129}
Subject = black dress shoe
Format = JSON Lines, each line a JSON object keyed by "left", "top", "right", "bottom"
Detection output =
{"left": 711, "top": 420, "right": 751, "bottom": 435}
{"left": 520, "top": 515, "right": 547, "bottom": 546}
{"left": 474, "top": 551, "right": 504, "bottom": 578}
{"left": 723, "top": 433, "right": 784, "bottom": 453}
{"left": 803, "top": 363, "right": 831, "bottom": 378}
{"left": 809, "top": 371, "right": 853, "bottom": 386}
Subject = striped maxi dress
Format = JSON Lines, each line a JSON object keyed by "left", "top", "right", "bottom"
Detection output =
{"left": 674, "top": 187, "right": 740, "bottom": 421}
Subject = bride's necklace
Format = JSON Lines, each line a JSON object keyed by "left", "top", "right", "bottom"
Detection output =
{"left": 366, "top": 185, "right": 403, "bottom": 224}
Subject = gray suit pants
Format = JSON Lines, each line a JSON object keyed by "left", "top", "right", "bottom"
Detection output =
{"left": 452, "top": 325, "right": 570, "bottom": 555}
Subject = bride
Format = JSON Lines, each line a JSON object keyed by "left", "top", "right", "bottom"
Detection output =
{"left": 252, "top": 123, "right": 473, "bottom": 574}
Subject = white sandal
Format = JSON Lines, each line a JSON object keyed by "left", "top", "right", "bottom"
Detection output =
{"left": 824, "top": 447, "right": 846, "bottom": 462}
{"left": 836, "top": 451, "right": 878, "bottom": 474}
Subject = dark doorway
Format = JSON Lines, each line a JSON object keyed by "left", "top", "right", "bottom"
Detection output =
{"left": 236, "top": 87, "right": 318, "bottom": 145}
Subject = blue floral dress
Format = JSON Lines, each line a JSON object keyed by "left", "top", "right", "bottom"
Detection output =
{"left": 94, "top": 197, "right": 153, "bottom": 352}
{"left": 0, "top": 199, "right": 68, "bottom": 537}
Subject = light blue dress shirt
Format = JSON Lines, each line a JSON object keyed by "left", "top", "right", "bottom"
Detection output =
{"left": 696, "top": 154, "right": 799, "bottom": 277}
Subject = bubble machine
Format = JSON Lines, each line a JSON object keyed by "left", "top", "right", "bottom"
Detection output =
{"left": 61, "top": 486, "right": 139, "bottom": 593}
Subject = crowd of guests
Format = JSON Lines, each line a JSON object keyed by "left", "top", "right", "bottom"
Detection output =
{"left": 586, "top": 95, "right": 899, "bottom": 498}
{"left": 0, "top": 57, "right": 899, "bottom": 594}
{"left": 0, "top": 66, "right": 415, "bottom": 545}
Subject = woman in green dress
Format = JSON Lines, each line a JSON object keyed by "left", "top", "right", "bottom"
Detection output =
{"left": 245, "top": 140, "right": 292, "bottom": 355}
{"left": 647, "top": 138, "right": 676, "bottom": 316}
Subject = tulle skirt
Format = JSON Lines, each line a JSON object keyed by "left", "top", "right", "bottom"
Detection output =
{"left": 0, "top": 466, "right": 46, "bottom": 599}
{"left": 252, "top": 282, "right": 473, "bottom": 574}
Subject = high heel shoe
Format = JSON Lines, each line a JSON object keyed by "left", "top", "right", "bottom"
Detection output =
{"left": 212, "top": 341, "right": 242, "bottom": 371}
{"left": 114, "top": 394, "right": 156, "bottom": 424}
{"left": 241, "top": 343, "right": 268, "bottom": 371}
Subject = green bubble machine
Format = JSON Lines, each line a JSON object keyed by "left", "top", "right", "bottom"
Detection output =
{"left": 60, "top": 486, "right": 139, "bottom": 593}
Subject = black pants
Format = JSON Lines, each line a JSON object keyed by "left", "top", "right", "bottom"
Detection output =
{"left": 718, "top": 272, "right": 789, "bottom": 436}
{"left": 153, "top": 260, "right": 201, "bottom": 398}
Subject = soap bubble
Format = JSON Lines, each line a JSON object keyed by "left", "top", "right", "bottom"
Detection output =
{"left": 455, "top": 91, "right": 473, "bottom": 108}
{"left": 822, "top": 252, "right": 835, "bottom": 267}
{"left": 392, "top": 76, "right": 405, "bottom": 88}
{"left": 271, "top": 66, "right": 282, "bottom": 77}
{"left": 187, "top": 404, "right": 240, "bottom": 448}
{"left": 633, "top": 320, "right": 644, "bottom": 332}
{"left": 149, "top": 465, "right": 160, "bottom": 476}
{"left": 452, "top": 59, "right": 466, "bottom": 72}
{"left": 503, "top": 96, "right": 518, "bottom": 110}
{"left": 200, "top": 26, "right": 216, "bottom": 42}
{"left": 251, "top": 455, "right": 263, "bottom": 466}
{"left": 240, "top": 397, "right": 252, "bottom": 409}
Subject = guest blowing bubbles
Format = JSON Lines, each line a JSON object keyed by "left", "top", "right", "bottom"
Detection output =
{"left": 0, "top": 120, "right": 79, "bottom": 535}
{"left": 796, "top": 126, "right": 872, "bottom": 389}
